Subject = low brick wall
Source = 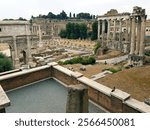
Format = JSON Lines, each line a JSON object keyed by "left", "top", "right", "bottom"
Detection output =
{"left": 52, "top": 65, "right": 81, "bottom": 85}
{"left": 0, "top": 66, "right": 51, "bottom": 91}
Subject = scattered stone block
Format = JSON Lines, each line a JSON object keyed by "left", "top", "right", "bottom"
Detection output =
{"left": 80, "top": 66, "right": 86, "bottom": 71}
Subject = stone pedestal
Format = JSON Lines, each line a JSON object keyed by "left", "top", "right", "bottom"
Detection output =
{"left": 66, "top": 84, "right": 88, "bottom": 113}
{"left": 128, "top": 54, "right": 145, "bottom": 66}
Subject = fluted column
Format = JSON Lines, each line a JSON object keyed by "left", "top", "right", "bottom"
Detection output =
{"left": 135, "top": 17, "right": 141, "bottom": 55}
{"left": 98, "top": 20, "right": 100, "bottom": 40}
{"left": 130, "top": 16, "right": 136, "bottom": 54}
{"left": 139, "top": 16, "right": 146, "bottom": 56}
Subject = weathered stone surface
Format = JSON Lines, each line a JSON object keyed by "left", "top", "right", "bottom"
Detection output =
{"left": 144, "top": 98, "right": 150, "bottom": 106}
{"left": 0, "top": 85, "right": 10, "bottom": 110}
{"left": 80, "top": 66, "right": 86, "bottom": 71}
{"left": 66, "top": 84, "right": 88, "bottom": 113}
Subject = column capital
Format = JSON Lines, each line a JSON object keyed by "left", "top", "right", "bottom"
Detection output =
{"left": 141, "top": 15, "right": 147, "bottom": 22}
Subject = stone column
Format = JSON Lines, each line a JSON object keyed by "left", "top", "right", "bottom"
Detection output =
{"left": 13, "top": 36, "right": 20, "bottom": 68}
{"left": 119, "top": 18, "right": 122, "bottom": 42}
{"left": 98, "top": 20, "right": 100, "bottom": 40}
{"left": 139, "top": 16, "right": 146, "bottom": 56}
{"left": 26, "top": 36, "right": 32, "bottom": 64}
{"left": 125, "top": 19, "right": 129, "bottom": 42}
{"left": 102, "top": 20, "right": 105, "bottom": 47}
{"left": 135, "top": 17, "right": 141, "bottom": 55}
{"left": 38, "top": 25, "right": 42, "bottom": 47}
{"left": 66, "top": 84, "right": 88, "bottom": 113}
{"left": 107, "top": 19, "right": 110, "bottom": 45}
{"left": 113, "top": 19, "right": 116, "bottom": 41}
{"left": 130, "top": 16, "right": 136, "bottom": 54}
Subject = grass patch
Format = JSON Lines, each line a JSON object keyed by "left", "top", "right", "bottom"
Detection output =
{"left": 105, "top": 67, "right": 122, "bottom": 73}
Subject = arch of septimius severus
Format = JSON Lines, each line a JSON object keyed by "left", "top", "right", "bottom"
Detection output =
{"left": 97, "top": 6, "right": 147, "bottom": 66}
{"left": 0, "top": 21, "right": 32, "bottom": 68}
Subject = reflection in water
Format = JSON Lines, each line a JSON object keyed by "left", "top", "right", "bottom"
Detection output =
{"left": 6, "top": 79, "right": 105, "bottom": 113}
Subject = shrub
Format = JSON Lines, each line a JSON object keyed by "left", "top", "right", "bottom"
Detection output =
{"left": 145, "top": 51, "right": 150, "bottom": 56}
{"left": 94, "top": 41, "right": 101, "bottom": 54}
{"left": 106, "top": 67, "right": 122, "bottom": 73}
{"left": 62, "top": 56, "right": 96, "bottom": 65}
{"left": 0, "top": 52, "right": 13, "bottom": 73}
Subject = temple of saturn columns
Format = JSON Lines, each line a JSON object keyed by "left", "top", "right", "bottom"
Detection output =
{"left": 97, "top": 6, "right": 147, "bottom": 66}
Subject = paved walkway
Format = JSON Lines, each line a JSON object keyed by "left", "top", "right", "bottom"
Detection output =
{"left": 96, "top": 55, "right": 128, "bottom": 64}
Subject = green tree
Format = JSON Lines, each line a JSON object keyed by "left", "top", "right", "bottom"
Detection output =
{"left": 59, "top": 10, "right": 68, "bottom": 19}
{"left": 69, "top": 12, "right": 72, "bottom": 18}
{"left": 73, "top": 13, "right": 76, "bottom": 18}
{"left": 47, "top": 12, "right": 56, "bottom": 19}
{"left": 0, "top": 53, "right": 13, "bottom": 73}
{"left": 91, "top": 21, "right": 98, "bottom": 40}
{"left": 77, "top": 13, "right": 92, "bottom": 19}
{"left": 79, "top": 23, "right": 87, "bottom": 39}
{"left": 59, "top": 29, "right": 67, "bottom": 38}
{"left": 59, "top": 22, "right": 87, "bottom": 39}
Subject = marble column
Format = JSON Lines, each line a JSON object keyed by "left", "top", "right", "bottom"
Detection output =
{"left": 113, "top": 19, "right": 116, "bottom": 41}
{"left": 102, "top": 20, "right": 105, "bottom": 47}
{"left": 125, "top": 19, "right": 129, "bottom": 42}
{"left": 38, "top": 25, "right": 42, "bottom": 47}
{"left": 135, "top": 17, "right": 141, "bottom": 55}
{"left": 119, "top": 18, "right": 122, "bottom": 42}
{"left": 130, "top": 16, "right": 136, "bottom": 54}
{"left": 98, "top": 20, "right": 100, "bottom": 40}
{"left": 107, "top": 19, "right": 110, "bottom": 45}
{"left": 139, "top": 16, "right": 146, "bottom": 56}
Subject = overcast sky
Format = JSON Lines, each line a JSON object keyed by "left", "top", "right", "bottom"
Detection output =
{"left": 0, "top": 0, "right": 150, "bottom": 20}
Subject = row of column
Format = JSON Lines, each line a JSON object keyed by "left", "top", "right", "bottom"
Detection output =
{"left": 98, "top": 18, "right": 130, "bottom": 46}
{"left": 130, "top": 15, "right": 146, "bottom": 56}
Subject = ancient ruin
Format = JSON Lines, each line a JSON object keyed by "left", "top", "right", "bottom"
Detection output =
{"left": 97, "top": 6, "right": 147, "bottom": 66}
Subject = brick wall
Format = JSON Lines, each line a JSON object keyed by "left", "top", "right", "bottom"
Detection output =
{"left": 0, "top": 68, "right": 51, "bottom": 91}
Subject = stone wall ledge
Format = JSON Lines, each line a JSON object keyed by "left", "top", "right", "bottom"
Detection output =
{"left": 124, "top": 98, "right": 150, "bottom": 113}
{"left": 0, "top": 85, "right": 10, "bottom": 109}
{"left": 78, "top": 76, "right": 112, "bottom": 96}
{"left": 0, "top": 69, "right": 21, "bottom": 76}
{"left": 0, "top": 65, "right": 49, "bottom": 81}
{"left": 53, "top": 65, "right": 73, "bottom": 76}
{"left": 111, "top": 89, "right": 131, "bottom": 101}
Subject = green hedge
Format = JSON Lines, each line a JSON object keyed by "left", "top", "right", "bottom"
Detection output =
{"left": 60, "top": 56, "right": 96, "bottom": 65}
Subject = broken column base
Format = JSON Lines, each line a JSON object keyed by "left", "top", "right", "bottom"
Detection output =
{"left": 66, "top": 84, "right": 88, "bottom": 113}
{"left": 128, "top": 54, "right": 145, "bottom": 66}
